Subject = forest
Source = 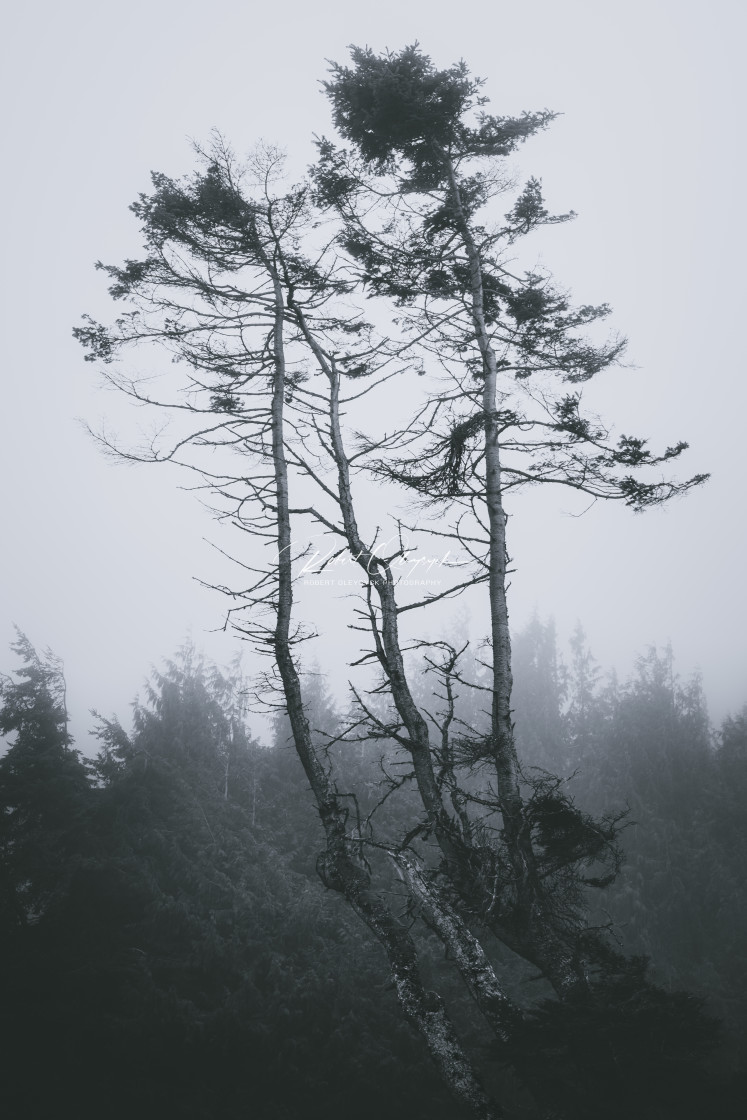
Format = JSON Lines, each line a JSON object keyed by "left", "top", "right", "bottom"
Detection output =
{"left": 1, "top": 625, "right": 745, "bottom": 1118}
{"left": 3, "top": 42, "right": 744, "bottom": 1120}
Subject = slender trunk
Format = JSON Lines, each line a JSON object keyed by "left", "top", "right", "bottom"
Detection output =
{"left": 395, "top": 853, "right": 520, "bottom": 1044}
{"left": 291, "top": 309, "right": 457, "bottom": 843}
{"left": 445, "top": 162, "right": 522, "bottom": 836}
{"left": 445, "top": 164, "right": 587, "bottom": 997}
{"left": 268, "top": 271, "right": 341, "bottom": 833}
{"left": 323, "top": 850, "right": 504, "bottom": 1120}
{"left": 264, "top": 251, "right": 500, "bottom": 1119}
{"left": 328, "top": 363, "right": 446, "bottom": 819}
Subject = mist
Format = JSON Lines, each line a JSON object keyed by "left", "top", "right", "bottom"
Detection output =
{"left": 1, "top": 1, "right": 743, "bottom": 740}
{"left": 1, "top": 8, "right": 746, "bottom": 1118}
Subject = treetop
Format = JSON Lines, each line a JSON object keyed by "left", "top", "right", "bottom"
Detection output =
{"left": 323, "top": 44, "right": 556, "bottom": 181}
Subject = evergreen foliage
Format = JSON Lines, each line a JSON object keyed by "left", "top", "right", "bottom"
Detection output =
{"left": 512, "top": 618, "right": 747, "bottom": 1096}
{"left": 1, "top": 631, "right": 744, "bottom": 1116}
{"left": 0, "top": 638, "right": 466, "bottom": 1120}
{"left": 0, "top": 631, "right": 91, "bottom": 933}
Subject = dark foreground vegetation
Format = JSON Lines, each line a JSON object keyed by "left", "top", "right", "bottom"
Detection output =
{"left": 1, "top": 626, "right": 744, "bottom": 1118}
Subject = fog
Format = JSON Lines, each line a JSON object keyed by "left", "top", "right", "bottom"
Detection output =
{"left": 1, "top": 0, "right": 744, "bottom": 746}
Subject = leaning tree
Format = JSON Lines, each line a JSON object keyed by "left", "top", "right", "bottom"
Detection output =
{"left": 75, "top": 48, "right": 713, "bottom": 1119}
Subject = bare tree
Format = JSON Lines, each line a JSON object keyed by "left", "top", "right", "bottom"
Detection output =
{"left": 75, "top": 49, "right": 710, "bottom": 1119}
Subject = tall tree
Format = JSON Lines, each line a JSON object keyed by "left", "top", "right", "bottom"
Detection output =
{"left": 74, "top": 49, "right": 715, "bottom": 1118}
{"left": 0, "top": 634, "right": 96, "bottom": 1117}
{"left": 0, "top": 631, "right": 91, "bottom": 931}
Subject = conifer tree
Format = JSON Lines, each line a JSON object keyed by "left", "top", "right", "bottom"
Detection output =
{"left": 0, "top": 631, "right": 91, "bottom": 928}
{"left": 73, "top": 48, "right": 719, "bottom": 1118}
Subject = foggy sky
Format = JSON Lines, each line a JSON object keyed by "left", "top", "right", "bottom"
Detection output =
{"left": 1, "top": 0, "right": 745, "bottom": 748}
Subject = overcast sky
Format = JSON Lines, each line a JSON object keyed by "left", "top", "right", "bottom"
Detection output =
{"left": 1, "top": 0, "right": 744, "bottom": 746}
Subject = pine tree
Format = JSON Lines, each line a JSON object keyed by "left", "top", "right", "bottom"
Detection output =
{"left": 0, "top": 631, "right": 91, "bottom": 930}
{"left": 73, "top": 45, "right": 718, "bottom": 1117}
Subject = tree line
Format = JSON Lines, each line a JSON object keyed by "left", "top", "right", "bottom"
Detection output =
{"left": 1, "top": 627, "right": 744, "bottom": 1118}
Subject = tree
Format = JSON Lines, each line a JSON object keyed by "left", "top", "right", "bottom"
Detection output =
{"left": 0, "top": 634, "right": 97, "bottom": 1116}
{"left": 75, "top": 47, "right": 714, "bottom": 1118}
{"left": 511, "top": 615, "right": 569, "bottom": 773}
{"left": 0, "top": 631, "right": 91, "bottom": 931}
{"left": 568, "top": 650, "right": 747, "bottom": 1065}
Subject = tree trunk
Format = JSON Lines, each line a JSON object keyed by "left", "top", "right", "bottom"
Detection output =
{"left": 266, "top": 256, "right": 502, "bottom": 1120}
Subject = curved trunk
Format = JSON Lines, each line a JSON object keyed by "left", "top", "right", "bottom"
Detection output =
{"left": 292, "top": 307, "right": 459, "bottom": 845}
{"left": 266, "top": 257, "right": 500, "bottom": 1120}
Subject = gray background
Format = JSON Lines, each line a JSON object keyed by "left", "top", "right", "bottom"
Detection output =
{"left": 1, "top": 0, "right": 743, "bottom": 744}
